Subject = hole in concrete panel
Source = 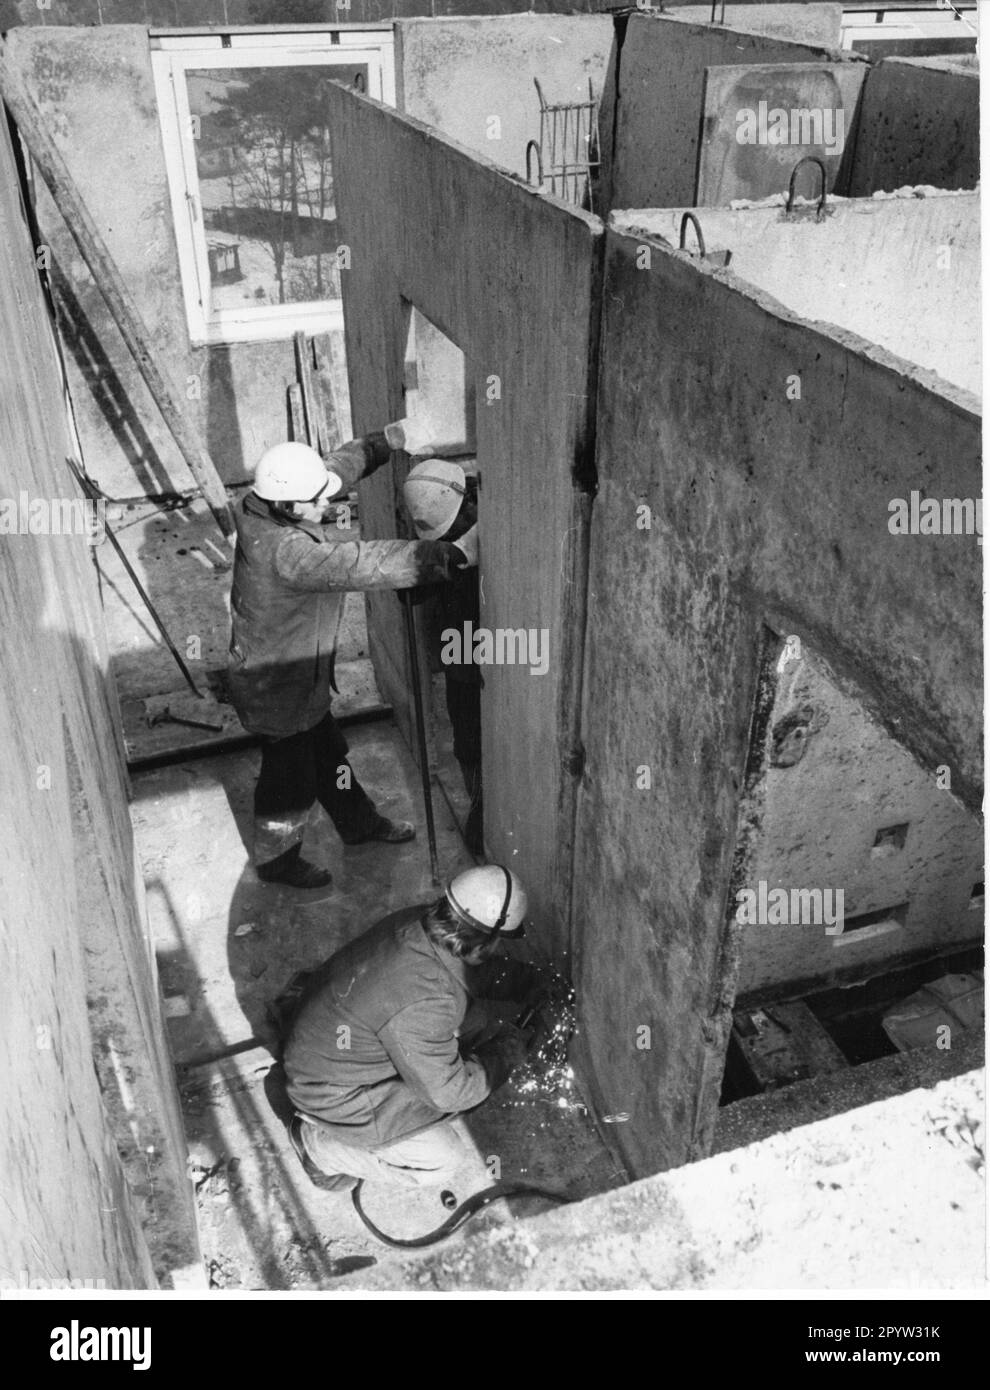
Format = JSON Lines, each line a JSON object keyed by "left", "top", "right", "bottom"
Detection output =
{"left": 969, "top": 882, "right": 984, "bottom": 910}
{"left": 832, "top": 903, "right": 909, "bottom": 945}
{"left": 400, "top": 303, "right": 481, "bottom": 855}
{"left": 402, "top": 306, "right": 476, "bottom": 460}
{"left": 871, "top": 822, "right": 909, "bottom": 858}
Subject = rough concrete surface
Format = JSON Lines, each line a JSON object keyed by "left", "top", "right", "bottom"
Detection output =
{"left": 734, "top": 645, "right": 983, "bottom": 997}
{"left": 328, "top": 83, "right": 603, "bottom": 959}
{"left": 665, "top": 6, "right": 843, "bottom": 48}
{"left": 0, "top": 112, "right": 195, "bottom": 1291}
{"left": 4, "top": 25, "right": 347, "bottom": 495}
{"left": 570, "top": 224, "right": 981, "bottom": 1181}
{"left": 609, "top": 15, "right": 852, "bottom": 209}
{"left": 335, "top": 1068, "right": 986, "bottom": 1291}
{"left": 397, "top": 14, "right": 613, "bottom": 181}
{"left": 614, "top": 190, "right": 981, "bottom": 397}
{"left": 714, "top": 1030, "right": 984, "bottom": 1153}
{"left": 849, "top": 57, "right": 979, "bottom": 197}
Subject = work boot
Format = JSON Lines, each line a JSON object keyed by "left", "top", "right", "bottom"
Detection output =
{"left": 257, "top": 847, "right": 333, "bottom": 889}
{"left": 340, "top": 815, "right": 416, "bottom": 846}
{"left": 288, "top": 1117, "right": 357, "bottom": 1193}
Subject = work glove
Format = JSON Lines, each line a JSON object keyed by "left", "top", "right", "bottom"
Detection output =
{"left": 451, "top": 523, "right": 479, "bottom": 568}
{"left": 383, "top": 416, "right": 437, "bottom": 458}
{"left": 474, "top": 1023, "right": 530, "bottom": 1092}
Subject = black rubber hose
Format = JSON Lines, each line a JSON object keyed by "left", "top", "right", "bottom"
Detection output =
{"left": 351, "top": 1179, "right": 572, "bottom": 1250}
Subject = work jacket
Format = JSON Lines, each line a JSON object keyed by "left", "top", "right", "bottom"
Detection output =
{"left": 228, "top": 432, "right": 463, "bottom": 737}
{"left": 283, "top": 906, "right": 534, "bottom": 1149}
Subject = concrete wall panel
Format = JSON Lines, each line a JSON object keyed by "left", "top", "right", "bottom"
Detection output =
{"left": 848, "top": 57, "right": 979, "bottom": 197}
{"left": 396, "top": 14, "right": 614, "bottom": 183}
{"left": 614, "top": 192, "right": 981, "bottom": 398}
{"left": 0, "top": 115, "right": 198, "bottom": 1288}
{"left": 4, "top": 25, "right": 342, "bottom": 496}
{"left": 734, "top": 646, "right": 983, "bottom": 1001}
{"left": 696, "top": 62, "right": 866, "bottom": 205}
{"left": 665, "top": 6, "right": 843, "bottom": 49}
{"left": 609, "top": 15, "right": 850, "bottom": 210}
{"left": 573, "top": 226, "right": 981, "bottom": 1178}
{"left": 328, "top": 85, "right": 601, "bottom": 951}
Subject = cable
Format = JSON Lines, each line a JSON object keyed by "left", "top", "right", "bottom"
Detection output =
{"left": 351, "top": 1179, "right": 572, "bottom": 1250}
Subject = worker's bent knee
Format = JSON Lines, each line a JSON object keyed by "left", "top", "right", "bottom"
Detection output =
{"left": 372, "top": 1123, "right": 465, "bottom": 1188}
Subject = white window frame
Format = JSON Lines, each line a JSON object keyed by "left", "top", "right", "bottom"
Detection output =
{"left": 151, "top": 29, "right": 394, "bottom": 346}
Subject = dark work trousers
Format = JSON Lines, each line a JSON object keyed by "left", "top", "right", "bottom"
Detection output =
{"left": 253, "top": 711, "right": 381, "bottom": 867}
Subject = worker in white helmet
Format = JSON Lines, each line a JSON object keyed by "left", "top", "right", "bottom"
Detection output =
{"left": 228, "top": 420, "right": 478, "bottom": 889}
{"left": 282, "top": 864, "right": 544, "bottom": 1190}
{"left": 403, "top": 460, "right": 483, "bottom": 854}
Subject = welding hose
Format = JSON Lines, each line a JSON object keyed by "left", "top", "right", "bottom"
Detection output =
{"left": 351, "top": 1178, "right": 572, "bottom": 1250}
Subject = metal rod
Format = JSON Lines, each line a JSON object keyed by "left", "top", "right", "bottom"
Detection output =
{"left": 401, "top": 593, "right": 440, "bottom": 885}
{"left": 67, "top": 457, "right": 204, "bottom": 699}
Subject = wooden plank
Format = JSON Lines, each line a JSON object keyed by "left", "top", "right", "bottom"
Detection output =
{"left": 733, "top": 1000, "right": 849, "bottom": 1091}
{"left": 288, "top": 382, "right": 306, "bottom": 444}
{"left": 293, "top": 331, "right": 317, "bottom": 450}
{"left": 312, "top": 334, "right": 343, "bottom": 452}
{"left": 0, "top": 39, "right": 234, "bottom": 541}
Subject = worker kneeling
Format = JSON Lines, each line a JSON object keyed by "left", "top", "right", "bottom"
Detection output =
{"left": 283, "top": 865, "right": 540, "bottom": 1190}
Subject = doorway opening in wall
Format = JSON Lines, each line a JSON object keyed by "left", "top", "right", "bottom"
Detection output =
{"left": 400, "top": 305, "right": 481, "bottom": 856}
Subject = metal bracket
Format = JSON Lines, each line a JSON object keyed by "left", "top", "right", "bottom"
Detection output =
{"left": 786, "top": 156, "right": 829, "bottom": 222}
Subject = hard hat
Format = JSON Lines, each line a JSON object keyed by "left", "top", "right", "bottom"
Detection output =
{"left": 403, "top": 460, "right": 467, "bottom": 540}
{"left": 253, "top": 442, "right": 343, "bottom": 503}
{"left": 445, "top": 864, "right": 528, "bottom": 935}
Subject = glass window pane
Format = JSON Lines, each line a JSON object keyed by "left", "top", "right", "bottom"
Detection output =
{"left": 186, "top": 64, "right": 367, "bottom": 312}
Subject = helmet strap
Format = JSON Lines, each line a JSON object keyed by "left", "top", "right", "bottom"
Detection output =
{"left": 493, "top": 865, "right": 513, "bottom": 931}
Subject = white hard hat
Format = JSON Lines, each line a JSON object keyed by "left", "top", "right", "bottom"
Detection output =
{"left": 403, "top": 460, "right": 467, "bottom": 540}
{"left": 253, "top": 442, "right": 343, "bottom": 503}
{"left": 446, "top": 864, "right": 528, "bottom": 935}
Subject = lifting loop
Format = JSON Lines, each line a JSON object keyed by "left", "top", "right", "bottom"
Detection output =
{"left": 525, "top": 140, "right": 544, "bottom": 188}
{"left": 679, "top": 211, "right": 707, "bottom": 260}
{"left": 786, "top": 156, "right": 828, "bottom": 220}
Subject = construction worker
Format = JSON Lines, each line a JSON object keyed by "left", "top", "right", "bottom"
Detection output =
{"left": 229, "top": 422, "right": 478, "bottom": 889}
{"left": 283, "top": 865, "right": 540, "bottom": 1190}
{"left": 403, "top": 460, "right": 484, "bottom": 854}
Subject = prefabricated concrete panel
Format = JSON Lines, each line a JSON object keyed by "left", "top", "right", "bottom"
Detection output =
{"left": 327, "top": 84, "right": 602, "bottom": 951}
{"left": 0, "top": 114, "right": 198, "bottom": 1289}
{"left": 608, "top": 16, "right": 852, "bottom": 210}
{"left": 396, "top": 14, "right": 615, "bottom": 184}
{"left": 573, "top": 227, "right": 981, "bottom": 1178}
{"left": 848, "top": 57, "right": 979, "bottom": 197}
{"left": 733, "top": 646, "right": 983, "bottom": 1000}
{"left": 664, "top": 6, "right": 844, "bottom": 49}
{"left": 696, "top": 63, "right": 866, "bottom": 206}
{"left": 613, "top": 193, "right": 981, "bottom": 399}
{"left": 4, "top": 25, "right": 346, "bottom": 496}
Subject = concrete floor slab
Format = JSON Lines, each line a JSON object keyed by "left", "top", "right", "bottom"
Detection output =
{"left": 334, "top": 1068, "right": 985, "bottom": 1292}
{"left": 131, "top": 725, "right": 623, "bottom": 1288}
